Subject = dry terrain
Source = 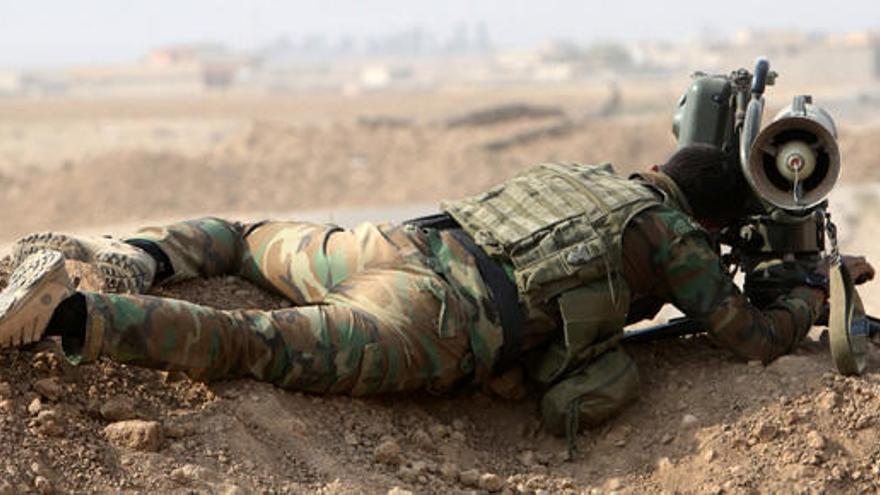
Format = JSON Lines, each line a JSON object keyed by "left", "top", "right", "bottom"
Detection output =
{"left": 1, "top": 85, "right": 880, "bottom": 494}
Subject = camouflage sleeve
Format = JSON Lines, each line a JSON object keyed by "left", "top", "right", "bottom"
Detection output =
{"left": 647, "top": 210, "right": 825, "bottom": 363}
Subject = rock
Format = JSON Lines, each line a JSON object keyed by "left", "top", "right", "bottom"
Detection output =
{"left": 374, "top": 439, "right": 402, "bottom": 465}
{"left": 170, "top": 464, "right": 217, "bottom": 483}
{"left": 104, "top": 420, "right": 164, "bottom": 452}
{"left": 479, "top": 473, "right": 504, "bottom": 492}
{"left": 439, "top": 462, "right": 459, "bottom": 482}
{"left": 661, "top": 433, "right": 674, "bottom": 444}
{"left": 397, "top": 465, "right": 419, "bottom": 483}
{"left": 33, "top": 409, "right": 64, "bottom": 437}
{"left": 460, "top": 469, "right": 480, "bottom": 487}
{"left": 681, "top": 414, "right": 699, "bottom": 428}
{"left": 818, "top": 391, "right": 841, "bottom": 412}
{"left": 754, "top": 422, "right": 778, "bottom": 443}
{"left": 33, "top": 476, "right": 52, "bottom": 495}
{"left": 806, "top": 430, "right": 826, "bottom": 450}
{"left": 33, "top": 378, "right": 62, "bottom": 401}
{"left": 703, "top": 449, "right": 716, "bottom": 462}
{"left": 164, "top": 421, "right": 194, "bottom": 439}
{"left": 388, "top": 488, "right": 414, "bottom": 495}
{"left": 27, "top": 398, "right": 42, "bottom": 415}
{"left": 411, "top": 429, "right": 432, "bottom": 449}
{"left": 100, "top": 396, "right": 136, "bottom": 421}
{"left": 0, "top": 400, "right": 13, "bottom": 413}
{"left": 0, "top": 382, "right": 12, "bottom": 399}
{"left": 428, "top": 424, "right": 450, "bottom": 439}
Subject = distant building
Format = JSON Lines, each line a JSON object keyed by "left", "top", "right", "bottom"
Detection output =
{"left": 0, "top": 71, "right": 21, "bottom": 96}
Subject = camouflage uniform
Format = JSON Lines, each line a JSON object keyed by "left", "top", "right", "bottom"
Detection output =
{"left": 56, "top": 164, "right": 824, "bottom": 425}
{"left": 67, "top": 219, "right": 503, "bottom": 394}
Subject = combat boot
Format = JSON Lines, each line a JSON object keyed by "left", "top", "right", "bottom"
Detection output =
{"left": 11, "top": 232, "right": 157, "bottom": 293}
{"left": 0, "top": 251, "right": 73, "bottom": 348}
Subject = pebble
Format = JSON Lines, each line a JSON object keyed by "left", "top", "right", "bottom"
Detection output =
{"left": 397, "top": 465, "right": 419, "bottom": 483}
{"left": 374, "top": 439, "right": 402, "bottom": 465}
{"left": 0, "top": 382, "right": 12, "bottom": 399}
{"left": 27, "top": 398, "right": 42, "bottom": 415}
{"left": 806, "top": 430, "right": 826, "bottom": 450}
{"left": 33, "top": 378, "right": 62, "bottom": 401}
{"left": 479, "top": 473, "right": 504, "bottom": 492}
{"left": 439, "top": 462, "right": 459, "bottom": 482}
{"left": 33, "top": 409, "right": 64, "bottom": 437}
{"left": 411, "top": 429, "right": 432, "bottom": 449}
{"left": 703, "top": 449, "right": 716, "bottom": 462}
{"left": 606, "top": 477, "right": 623, "bottom": 490}
{"left": 660, "top": 433, "right": 674, "bottom": 444}
{"left": 459, "top": 469, "right": 480, "bottom": 487}
{"left": 681, "top": 414, "right": 699, "bottom": 428}
{"left": 164, "top": 421, "right": 193, "bottom": 439}
{"left": 754, "top": 422, "right": 778, "bottom": 443}
{"left": 818, "top": 391, "right": 841, "bottom": 412}
{"left": 428, "top": 424, "right": 450, "bottom": 439}
{"left": 100, "top": 396, "right": 137, "bottom": 421}
{"left": 170, "top": 464, "right": 217, "bottom": 483}
{"left": 0, "top": 400, "right": 12, "bottom": 413}
{"left": 104, "top": 420, "right": 164, "bottom": 452}
{"left": 387, "top": 488, "right": 414, "bottom": 495}
{"left": 33, "top": 476, "right": 51, "bottom": 495}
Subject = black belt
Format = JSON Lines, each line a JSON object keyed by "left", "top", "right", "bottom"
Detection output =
{"left": 405, "top": 213, "right": 526, "bottom": 370}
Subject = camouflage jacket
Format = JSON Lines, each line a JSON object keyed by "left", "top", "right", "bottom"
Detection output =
{"left": 514, "top": 171, "right": 825, "bottom": 364}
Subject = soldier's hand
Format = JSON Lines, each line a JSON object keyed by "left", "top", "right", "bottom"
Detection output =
{"left": 841, "top": 255, "right": 875, "bottom": 285}
{"left": 816, "top": 255, "right": 875, "bottom": 286}
{"left": 745, "top": 259, "right": 826, "bottom": 308}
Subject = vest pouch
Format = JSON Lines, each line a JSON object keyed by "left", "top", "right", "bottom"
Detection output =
{"left": 528, "top": 281, "right": 630, "bottom": 384}
{"left": 540, "top": 346, "right": 639, "bottom": 436}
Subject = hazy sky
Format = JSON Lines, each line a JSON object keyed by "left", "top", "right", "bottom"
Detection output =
{"left": 0, "top": 0, "right": 877, "bottom": 69}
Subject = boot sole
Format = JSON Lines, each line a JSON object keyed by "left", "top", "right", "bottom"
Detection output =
{"left": 0, "top": 251, "right": 73, "bottom": 348}
{"left": 13, "top": 233, "right": 148, "bottom": 293}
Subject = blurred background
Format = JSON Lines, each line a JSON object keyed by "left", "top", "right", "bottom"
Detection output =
{"left": 0, "top": 1, "right": 878, "bottom": 274}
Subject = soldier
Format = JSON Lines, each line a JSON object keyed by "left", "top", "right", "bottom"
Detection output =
{"left": 0, "top": 144, "right": 874, "bottom": 440}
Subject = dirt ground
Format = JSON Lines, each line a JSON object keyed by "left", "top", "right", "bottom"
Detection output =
{"left": 2, "top": 86, "right": 880, "bottom": 494}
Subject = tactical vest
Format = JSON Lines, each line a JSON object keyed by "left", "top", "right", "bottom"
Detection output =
{"left": 442, "top": 162, "right": 666, "bottom": 384}
{"left": 442, "top": 162, "right": 661, "bottom": 308}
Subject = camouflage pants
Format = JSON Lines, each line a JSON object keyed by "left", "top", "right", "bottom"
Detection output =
{"left": 69, "top": 218, "right": 502, "bottom": 395}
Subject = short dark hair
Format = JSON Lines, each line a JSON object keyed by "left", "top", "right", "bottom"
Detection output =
{"left": 660, "top": 144, "right": 749, "bottom": 223}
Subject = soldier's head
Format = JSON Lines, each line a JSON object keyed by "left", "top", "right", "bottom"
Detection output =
{"left": 660, "top": 144, "right": 749, "bottom": 229}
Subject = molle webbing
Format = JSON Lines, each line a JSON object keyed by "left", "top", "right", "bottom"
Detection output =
{"left": 441, "top": 163, "right": 662, "bottom": 305}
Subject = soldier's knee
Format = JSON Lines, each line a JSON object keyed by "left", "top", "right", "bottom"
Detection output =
{"left": 540, "top": 347, "right": 640, "bottom": 436}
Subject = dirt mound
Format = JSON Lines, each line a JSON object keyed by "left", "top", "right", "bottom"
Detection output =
{"left": 2, "top": 258, "right": 880, "bottom": 493}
